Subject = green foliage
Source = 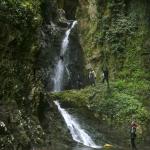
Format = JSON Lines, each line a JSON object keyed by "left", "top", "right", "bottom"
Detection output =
{"left": 0, "top": 0, "right": 42, "bottom": 63}
{"left": 99, "top": 4, "right": 137, "bottom": 67}
{"left": 51, "top": 82, "right": 150, "bottom": 144}
{"left": 0, "top": 0, "right": 46, "bottom": 148}
{"left": 51, "top": 83, "right": 150, "bottom": 127}
{"left": 0, "top": 0, "right": 42, "bottom": 29}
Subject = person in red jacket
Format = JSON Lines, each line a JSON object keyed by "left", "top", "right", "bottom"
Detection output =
{"left": 130, "top": 121, "right": 138, "bottom": 150}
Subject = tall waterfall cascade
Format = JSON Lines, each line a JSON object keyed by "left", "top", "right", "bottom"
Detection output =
{"left": 53, "top": 21, "right": 77, "bottom": 92}
{"left": 52, "top": 21, "right": 101, "bottom": 149}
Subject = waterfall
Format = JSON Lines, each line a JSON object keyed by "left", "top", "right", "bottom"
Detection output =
{"left": 61, "top": 21, "right": 77, "bottom": 56}
{"left": 54, "top": 101, "right": 101, "bottom": 149}
{"left": 53, "top": 21, "right": 77, "bottom": 92}
{"left": 52, "top": 21, "right": 101, "bottom": 149}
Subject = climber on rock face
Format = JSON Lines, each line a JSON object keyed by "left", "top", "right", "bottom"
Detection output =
{"left": 60, "top": 55, "right": 64, "bottom": 61}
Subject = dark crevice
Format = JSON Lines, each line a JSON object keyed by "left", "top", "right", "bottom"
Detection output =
{"left": 57, "top": 0, "right": 79, "bottom": 20}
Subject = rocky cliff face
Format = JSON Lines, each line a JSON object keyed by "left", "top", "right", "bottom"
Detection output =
{"left": 40, "top": 0, "right": 85, "bottom": 91}
{"left": 0, "top": 0, "right": 84, "bottom": 149}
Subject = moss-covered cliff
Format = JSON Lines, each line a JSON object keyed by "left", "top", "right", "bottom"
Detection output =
{"left": 0, "top": 0, "right": 75, "bottom": 149}
{"left": 76, "top": 0, "right": 150, "bottom": 130}
{"left": 0, "top": 0, "right": 44, "bottom": 148}
{"left": 77, "top": 0, "right": 150, "bottom": 72}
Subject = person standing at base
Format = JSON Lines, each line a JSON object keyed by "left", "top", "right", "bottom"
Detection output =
{"left": 77, "top": 74, "right": 82, "bottom": 89}
{"left": 130, "top": 121, "right": 138, "bottom": 150}
{"left": 102, "top": 66, "right": 109, "bottom": 88}
{"left": 88, "top": 69, "right": 96, "bottom": 86}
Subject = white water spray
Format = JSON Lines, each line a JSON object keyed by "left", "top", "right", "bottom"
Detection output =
{"left": 52, "top": 21, "right": 101, "bottom": 149}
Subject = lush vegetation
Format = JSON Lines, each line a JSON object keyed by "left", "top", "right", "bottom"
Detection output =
{"left": 51, "top": 82, "right": 149, "bottom": 131}
{"left": 0, "top": 0, "right": 46, "bottom": 149}
{"left": 51, "top": 77, "right": 150, "bottom": 146}
{"left": 0, "top": 0, "right": 150, "bottom": 149}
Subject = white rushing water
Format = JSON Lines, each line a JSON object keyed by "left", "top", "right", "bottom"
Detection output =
{"left": 61, "top": 21, "right": 77, "bottom": 56}
{"left": 52, "top": 21, "right": 101, "bottom": 149}
{"left": 54, "top": 101, "right": 101, "bottom": 149}
{"left": 53, "top": 21, "right": 77, "bottom": 92}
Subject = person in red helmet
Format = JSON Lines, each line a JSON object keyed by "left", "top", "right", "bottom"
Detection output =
{"left": 130, "top": 121, "right": 138, "bottom": 150}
